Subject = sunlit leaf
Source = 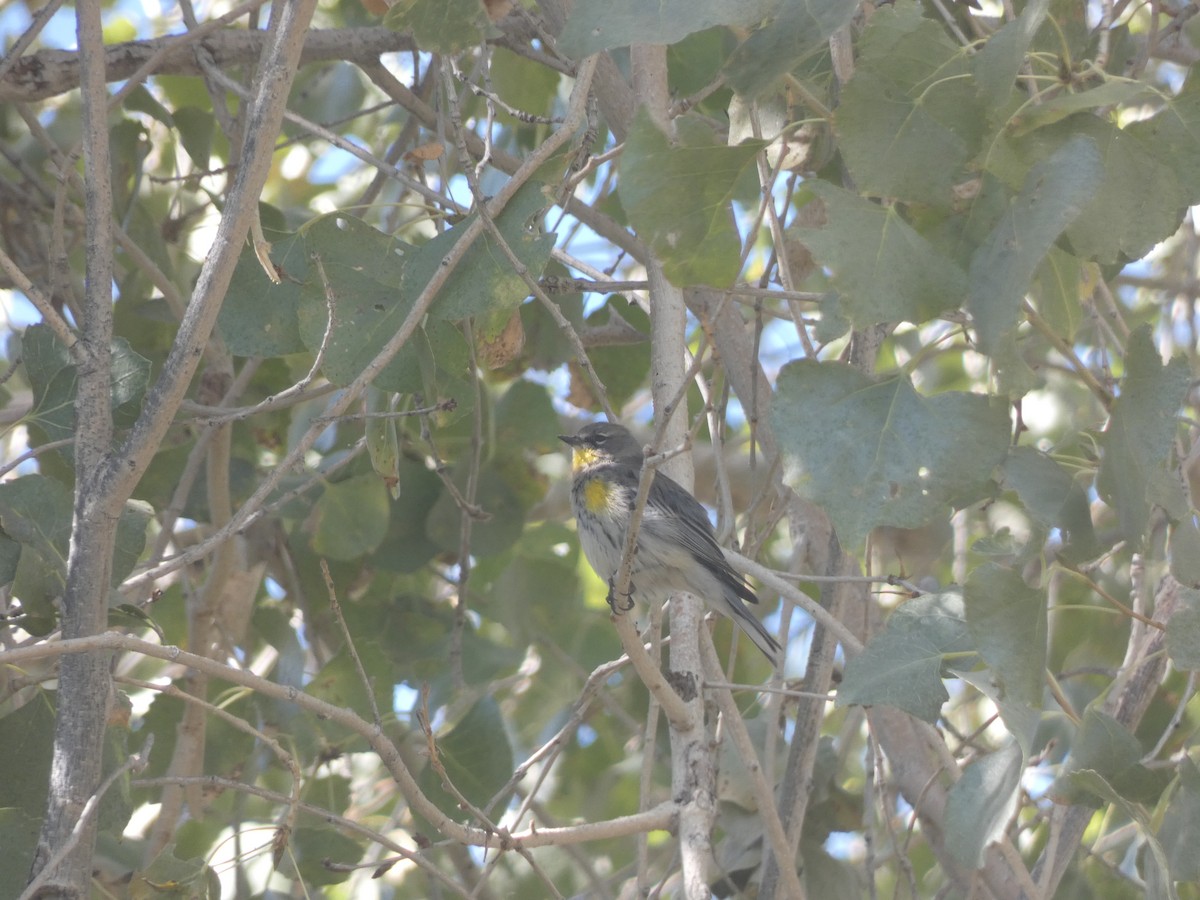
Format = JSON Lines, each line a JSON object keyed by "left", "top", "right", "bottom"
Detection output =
{"left": 837, "top": 591, "right": 974, "bottom": 723}
{"left": 792, "top": 182, "right": 967, "bottom": 326}
{"left": 835, "top": 1, "right": 985, "bottom": 207}
{"left": 385, "top": 0, "right": 497, "bottom": 52}
{"left": 774, "top": 361, "right": 1010, "bottom": 549}
{"left": 944, "top": 740, "right": 1024, "bottom": 868}
{"left": 620, "top": 110, "right": 766, "bottom": 287}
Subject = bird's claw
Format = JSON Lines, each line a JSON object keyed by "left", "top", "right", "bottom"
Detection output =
{"left": 606, "top": 577, "right": 635, "bottom": 613}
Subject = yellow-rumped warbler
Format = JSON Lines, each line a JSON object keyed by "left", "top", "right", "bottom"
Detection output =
{"left": 560, "top": 421, "right": 782, "bottom": 665}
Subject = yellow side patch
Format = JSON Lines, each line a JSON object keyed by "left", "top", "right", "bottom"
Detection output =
{"left": 582, "top": 478, "right": 612, "bottom": 513}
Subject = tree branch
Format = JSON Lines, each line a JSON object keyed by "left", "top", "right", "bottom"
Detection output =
{"left": 0, "top": 633, "right": 677, "bottom": 851}
{"left": 0, "top": 26, "right": 415, "bottom": 102}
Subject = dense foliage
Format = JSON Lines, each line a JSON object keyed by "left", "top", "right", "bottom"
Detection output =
{"left": 2, "top": 0, "right": 1200, "bottom": 897}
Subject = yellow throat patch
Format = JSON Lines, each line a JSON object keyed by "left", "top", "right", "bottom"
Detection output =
{"left": 570, "top": 446, "right": 602, "bottom": 472}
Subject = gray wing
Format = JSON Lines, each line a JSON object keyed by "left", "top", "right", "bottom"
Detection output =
{"left": 642, "top": 471, "right": 759, "bottom": 605}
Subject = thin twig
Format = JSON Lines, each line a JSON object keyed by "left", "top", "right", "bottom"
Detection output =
{"left": 320, "top": 560, "right": 382, "bottom": 731}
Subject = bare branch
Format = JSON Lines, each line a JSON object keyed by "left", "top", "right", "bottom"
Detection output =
{"left": 0, "top": 27, "right": 416, "bottom": 102}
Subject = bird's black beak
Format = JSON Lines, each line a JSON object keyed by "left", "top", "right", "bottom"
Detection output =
{"left": 559, "top": 433, "right": 580, "bottom": 447}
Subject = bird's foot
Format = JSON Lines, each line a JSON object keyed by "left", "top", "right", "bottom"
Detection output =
{"left": 606, "top": 577, "right": 635, "bottom": 613}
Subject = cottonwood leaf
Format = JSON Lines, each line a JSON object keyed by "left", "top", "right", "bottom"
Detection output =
{"left": 620, "top": 109, "right": 766, "bottom": 287}
{"left": 837, "top": 591, "right": 973, "bottom": 723}
{"left": 944, "top": 740, "right": 1024, "bottom": 868}
{"left": 963, "top": 562, "right": 1046, "bottom": 748}
{"left": 1096, "top": 327, "right": 1190, "bottom": 542}
{"left": 723, "top": 0, "right": 857, "bottom": 98}
{"left": 793, "top": 182, "right": 967, "bottom": 326}
{"left": 311, "top": 473, "right": 390, "bottom": 561}
{"left": 219, "top": 231, "right": 308, "bottom": 358}
{"left": 558, "top": 0, "right": 775, "bottom": 57}
{"left": 774, "top": 360, "right": 1010, "bottom": 549}
{"left": 835, "top": 1, "right": 985, "bottom": 206}
{"left": 418, "top": 697, "right": 514, "bottom": 821}
{"left": 1001, "top": 446, "right": 1099, "bottom": 563}
{"left": 1159, "top": 757, "right": 1200, "bottom": 881}
{"left": 968, "top": 134, "right": 1101, "bottom": 353}
{"left": 971, "top": 0, "right": 1049, "bottom": 109}
{"left": 1166, "top": 588, "right": 1200, "bottom": 671}
{"left": 384, "top": 0, "right": 496, "bottom": 53}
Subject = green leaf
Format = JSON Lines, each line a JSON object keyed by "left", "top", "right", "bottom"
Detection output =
{"left": 1169, "top": 520, "right": 1200, "bottom": 586}
{"left": 1166, "top": 588, "right": 1200, "bottom": 671}
{"left": 426, "top": 459, "right": 528, "bottom": 558}
{"left": 112, "top": 499, "right": 152, "bottom": 587}
{"left": 792, "top": 183, "right": 967, "bottom": 326}
{"left": 173, "top": 105, "right": 213, "bottom": 170}
{"left": 416, "top": 180, "right": 555, "bottom": 325}
{"left": 277, "top": 826, "right": 363, "bottom": 886}
{"left": 1031, "top": 247, "right": 1084, "bottom": 340}
{"left": 837, "top": 591, "right": 973, "bottom": 723}
{"left": 123, "top": 84, "right": 173, "bottom": 125}
{"left": 773, "top": 361, "right": 1011, "bottom": 549}
{"left": 495, "top": 379, "right": 561, "bottom": 454}
{"left": 971, "top": 0, "right": 1050, "bottom": 110}
{"left": 310, "top": 473, "right": 391, "bottom": 561}
{"left": 1065, "top": 771, "right": 1176, "bottom": 896}
{"left": 20, "top": 331, "right": 71, "bottom": 433}
{"left": 968, "top": 134, "right": 1101, "bottom": 353}
{"left": 988, "top": 115, "right": 1186, "bottom": 265}
{"left": 488, "top": 47, "right": 561, "bottom": 129}
{"left": 963, "top": 562, "right": 1046, "bottom": 748}
{"left": 0, "top": 531, "right": 19, "bottom": 586}
{"left": 1159, "top": 757, "right": 1200, "bottom": 881}
{"left": 0, "top": 694, "right": 55, "bottom": 817}
{"left": 1096, "top": 327, "right": 1190, "bottom": 542}
{"left": 0, "top": 474, "right": 72, "bottom": 573}
{"left": 297, "top": 214, "right": 414, "bottom": 387}
{"left": 1001, "top": 446, "right": 1099, "bottom": 562}
{"left": 1127, "top": 73, "right": 1200, "bottom": 200}
{"left": 418, "top": 696, "right": 514, "bottom": 820}
{"left": 1050, "top": 708, "right": 1143, "bottom": 806}
{"left": 577, "top": 302, "right": 650, "bottom": 411}
{"left": 0, "top": 809, "right": 43, "bottom": 900}
{"left": 558, "top": 0, "right": 774, "bottom": 57}
{"left": 373, "top": 318, "right": 469, "bottom": 397}
{"left": 1009, "top": 81, "right": 1157, "bottom": 136}
{"left": 218, "top": 231, "right": 308, "bottom": 357}
{"left": 620, "top": 110, "right": 767, "bottom": 287}
{"left": 22, "top": 324, "right": 151, "bottom": 444}
{"left": 384, "top": 0, "right": 496, "bottom": 53}
{"left": 372, "top": 456, "right": 444, "bottom": 573}
{"left": 944, "top": 740, "right": 1024, "bottom": 869}
{"left": 365, "top": 388, "right": 401, "bottom": 500}
{"left": 723, "top": 0, "right": 856, "bottom": 98}
{"left": 835, "top": 1, "right": 984, "bottom": 206}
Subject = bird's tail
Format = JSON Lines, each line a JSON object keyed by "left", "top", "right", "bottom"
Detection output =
{"left": 724, "top": 596, "right": 782, "bottom": 666}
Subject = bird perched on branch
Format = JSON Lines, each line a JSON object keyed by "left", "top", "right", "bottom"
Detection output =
{"left": 560, "top": 421, "right": 782, "bottom": 666}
